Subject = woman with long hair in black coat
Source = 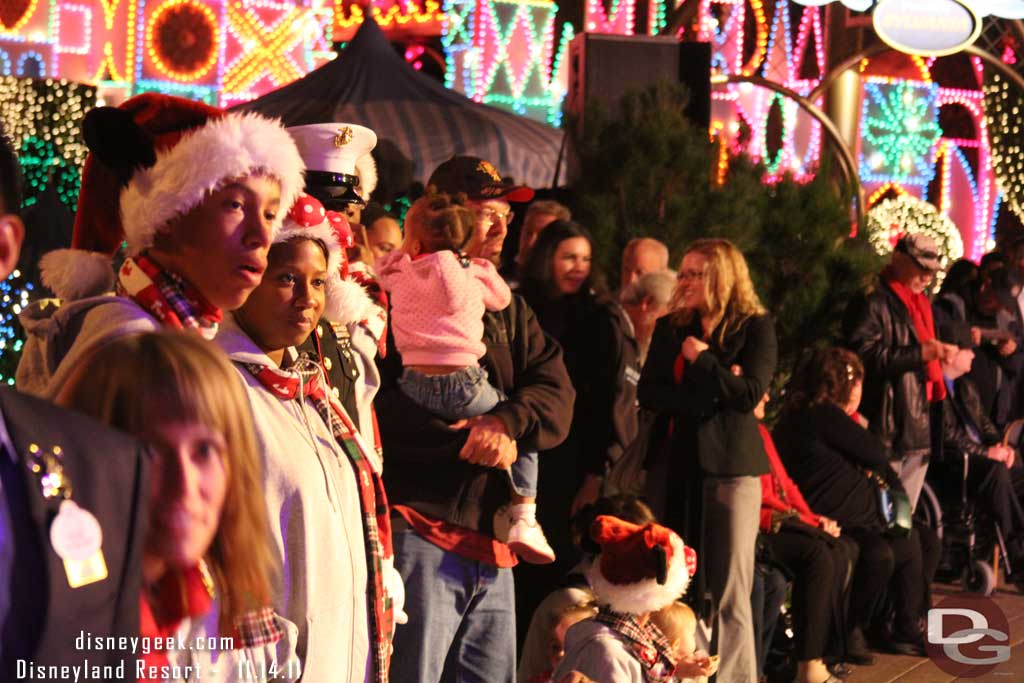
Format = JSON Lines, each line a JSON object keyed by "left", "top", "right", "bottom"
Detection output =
{"left": 638, "top": 238, "right": 776, "bottom": 683}
{"left": 514, "top": 221, "right": 640, "bottom": 638}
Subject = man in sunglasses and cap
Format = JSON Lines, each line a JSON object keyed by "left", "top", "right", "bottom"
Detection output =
{"left": 845, "top": 232, "right": 958, "bottom": 510}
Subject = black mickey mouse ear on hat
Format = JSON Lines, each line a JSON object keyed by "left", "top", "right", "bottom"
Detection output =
{"left": 82, "top": 107, "right": 157, "bottom": 184}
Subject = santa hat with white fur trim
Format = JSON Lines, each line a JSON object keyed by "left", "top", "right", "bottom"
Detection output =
{"left": 585, "top": 515, "right": 694, "bottom": 615}
{"left": 72, "top": 93, "right": 304, "bottom": 256}
{"left": 277, "top": 194, "right": 374, "bottom": 324}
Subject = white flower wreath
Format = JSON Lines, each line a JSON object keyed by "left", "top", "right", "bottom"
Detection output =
{"left": 866, "top": 194, "right": 964, "bottom": 285}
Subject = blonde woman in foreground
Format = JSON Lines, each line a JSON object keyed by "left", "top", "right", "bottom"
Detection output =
{"left": 60, "top": 331, "right": 295, "bottom": 682}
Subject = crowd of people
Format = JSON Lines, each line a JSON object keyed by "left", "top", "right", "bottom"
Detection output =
{"left": 4, "top": 91, "right": 1024, "bottom": 683}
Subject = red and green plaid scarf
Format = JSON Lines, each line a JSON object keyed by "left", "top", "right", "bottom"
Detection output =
{"left": 594, "top": 608, "right": 677, "bottom": 683}
{"left": 242, "top": 354, "right": 394, "bottom": 682}
{"left": 117, "top": 253, "right": 222, "bottom": 338}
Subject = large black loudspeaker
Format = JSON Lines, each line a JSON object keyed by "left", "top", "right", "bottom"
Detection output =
{"left": 566, "top": 34, "right": 711, "bottom": 131}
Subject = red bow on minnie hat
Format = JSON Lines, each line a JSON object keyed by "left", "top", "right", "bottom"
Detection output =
{"left": 327, "top": 211, "right": 355, "bottom": 249}
{"left": 326, "top": 211, "right": 355, "bottom": 278}
{"left": 290, "top": 194, "right": 328, "bottom": 227}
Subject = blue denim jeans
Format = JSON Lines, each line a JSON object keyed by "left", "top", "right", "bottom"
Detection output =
{"left": 390, "top": 529, "right": 516, "bottom": 683}
{"left": 399, "top": 366, "right": 538, "bottom": 497}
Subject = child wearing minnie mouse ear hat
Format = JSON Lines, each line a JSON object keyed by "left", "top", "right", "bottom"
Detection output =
{"left": 553, "top": 515, "right": 697, "bottom": 683}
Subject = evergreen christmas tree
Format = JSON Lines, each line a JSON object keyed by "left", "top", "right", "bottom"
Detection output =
{"left": 570, "top": 82, "right": 882, "bottom": 396}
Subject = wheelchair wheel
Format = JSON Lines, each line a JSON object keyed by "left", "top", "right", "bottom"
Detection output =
{"left": 915, "top": 481, "right": 943, "bottom": 543}
{"left": 961, "top": 559, "right": 996, "bottom": 596}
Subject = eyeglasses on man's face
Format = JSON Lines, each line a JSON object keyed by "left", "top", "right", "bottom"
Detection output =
{"left": 478, "top": 207, "right": 514, "bottom": 225}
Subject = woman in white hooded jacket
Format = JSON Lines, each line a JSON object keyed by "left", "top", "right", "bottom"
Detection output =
{"left": 215, "top": 194, "right": 403, "bottom": 683}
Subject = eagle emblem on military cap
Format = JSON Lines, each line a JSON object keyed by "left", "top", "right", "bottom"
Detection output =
{"left": 333, "top": 127, "right": 354, "bottom": 148}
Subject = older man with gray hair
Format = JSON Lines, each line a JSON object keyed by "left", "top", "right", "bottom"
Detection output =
{"left": 620, "top": 268, "right": 677, "bottom": 365}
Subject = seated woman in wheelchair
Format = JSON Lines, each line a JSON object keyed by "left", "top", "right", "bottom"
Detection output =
{"left": 934, "top": 319, "right": 1024, "bottom": 584}
{"left": 755, "top": 390, "right": 864, "bottom": 680}
{"left": 773, "top": 348, "right": 935, "bottom": 658}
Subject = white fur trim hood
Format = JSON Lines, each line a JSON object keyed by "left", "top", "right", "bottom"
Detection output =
{"left": 119, "top": 112, "right": 305, "bottom": 256}
{"left": 40, "top": 249, "right": 116, "bottom": 301}
{"left": 585, "top": 534, "right": 690, "bottom": 615}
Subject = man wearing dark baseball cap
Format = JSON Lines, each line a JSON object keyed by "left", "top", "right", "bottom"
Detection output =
{"left": 427, "top": 155, "right": 535, "bottom": 266}
{"left": 845, "top": 231, "right": 957, "bottom": 511}
{"left": 377, "top": 157, "right": 572, "bottom": 682}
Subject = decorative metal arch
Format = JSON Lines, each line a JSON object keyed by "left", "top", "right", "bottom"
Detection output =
{"left": 711, "top": 73, "right": 867, "bottom": 228}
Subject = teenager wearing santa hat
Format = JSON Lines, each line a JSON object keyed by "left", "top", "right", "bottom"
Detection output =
{"left": 553, "top": 515, "right": 698, "bottom": 683}
{"left": 215, "top": 193, "right": 401, "bottom": 683}
{"left": 16, "top": 93, "right": 305, "bottom": 398}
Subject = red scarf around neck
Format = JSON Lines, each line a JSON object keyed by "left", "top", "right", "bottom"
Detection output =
{"left": 118, "top": 253, "right": 223, "bottom": 338}
{"left": 241, "top": 354, "right": 395, "bottom": 683}
{"left": 884, "top": 270, "right": 946, "bottom": 402}
{"left": 138, "top": 565, "right": 213, "bottom": 681}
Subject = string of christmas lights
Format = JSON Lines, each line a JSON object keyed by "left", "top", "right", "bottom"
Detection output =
{"left": 583, "top": 0, "right": 634, "bottom": 34}
{"left": 697, "top": 0, "right": 768, "bottom": 78}
{"left": 859, "top": 78, "right": 942, "bottom": 186}
{"left": 983, "top": 71, "right": 1024, "bottom": 224}
{"left": 144, "top": 0, "right": 220, "bottom": 82}
{"left": 0, "top": 75, "right": 94, "bottom": 208}
{"left": 712, "top": 0, "right": 822, "bottom": 181}
{"left": 443, "top": 0, "right": 561, "bottom": 123}
{"left": 0, "top": 269, "right": 34, "bottom": 387}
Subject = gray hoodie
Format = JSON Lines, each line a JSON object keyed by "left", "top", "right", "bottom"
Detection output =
{"left": 553, "top": 619, "right": 647, "bottom": 683}
{"left": 17, "top": 295, "right": 159, "bottom": 399}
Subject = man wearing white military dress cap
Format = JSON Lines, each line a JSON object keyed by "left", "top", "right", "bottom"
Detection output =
{"left": 287, "top": 122, "right": 388, "bottom": 451}
{"left": 288, "top": 123, "right": 378, "bottom": 225}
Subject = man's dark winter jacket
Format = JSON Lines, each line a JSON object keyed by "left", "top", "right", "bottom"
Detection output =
{"left": 939, "top": 375, "right": 1001, "bottom": 461}
{"left": 844, "top": 280, "right": 931, "bottom": 458}
{"left": 376, "top": 294, "right": 575, "bottom": 535}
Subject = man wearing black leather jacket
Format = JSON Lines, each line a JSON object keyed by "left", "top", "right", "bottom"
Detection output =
{"left": 844, "top": 234, "right": 957, "bottom": 510}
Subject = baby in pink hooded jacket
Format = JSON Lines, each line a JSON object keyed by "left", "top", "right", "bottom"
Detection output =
{"left": 377, "top": 191, "right": 554, "bottom": 563}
